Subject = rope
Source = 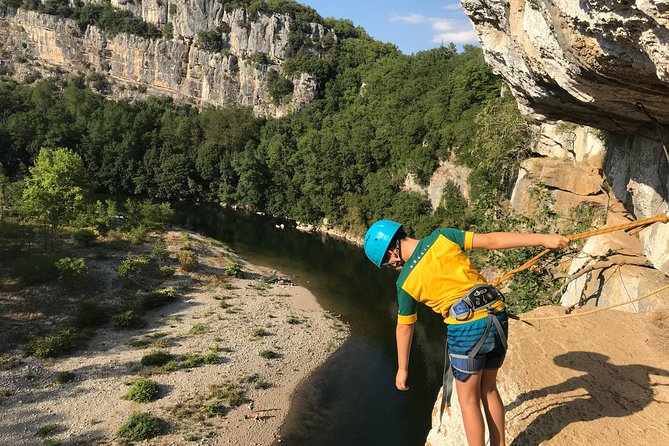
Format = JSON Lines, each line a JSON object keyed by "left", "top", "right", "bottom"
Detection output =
{"left": 518, "top": 283, "right": 669, "bottom": 322}
{"left": 490, "top": 211, "right": 669, "bottom": 287}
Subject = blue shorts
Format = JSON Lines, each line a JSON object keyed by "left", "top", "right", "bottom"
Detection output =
{"left": 446, "top": 310, "right": 508, "bottom": 382}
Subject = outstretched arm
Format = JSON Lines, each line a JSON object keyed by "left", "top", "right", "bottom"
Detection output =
{"left": 396, "top": 323, "right": 414, "bottom": 391}
{"left": 472, "top": 232, "right": 570, "bottom": 250}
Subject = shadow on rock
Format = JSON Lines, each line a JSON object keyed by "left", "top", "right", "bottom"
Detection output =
{"left": 508, "top": 351, "right": 669, "bottom": 445}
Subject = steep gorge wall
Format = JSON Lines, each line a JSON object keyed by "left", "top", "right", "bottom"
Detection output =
{"left": 461, "top": 0, "right": 669, "bottom": 276}
{"left": 0, "top": 4, "right": 324, "bottom": 116}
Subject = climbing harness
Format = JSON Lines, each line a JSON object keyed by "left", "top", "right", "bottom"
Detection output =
{"left": 448, "top": 284, "right": 505, "bottom": 321}
{"left": 439, "top": 285, "right": 507, "bottom": 424}
{"left": 491, "top": 211, "right": 669, "bottom": 287}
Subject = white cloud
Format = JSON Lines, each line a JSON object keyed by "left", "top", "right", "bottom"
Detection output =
{"left": 390, "top": 12, "right": 478, "bottom": 45}
{"left": 441, "top": 3, "right": 463, "bottom": 11}
{"left": 431, "top": 19, "right": 460, "bottom": 32}
{"left": 390, "top": 14, "right": 427, "bottom": 24}
{"left": 433, "top": 31, "right": 479, "bottom": 45}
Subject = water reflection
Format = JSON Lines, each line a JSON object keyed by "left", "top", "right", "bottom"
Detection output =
{"left": 174, "top": 204, "right": 444, "bottom": 445}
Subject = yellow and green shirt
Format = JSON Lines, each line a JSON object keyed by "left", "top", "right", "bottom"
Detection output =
{"left": 396, "top": 228, "right": 504, "bottom": 325}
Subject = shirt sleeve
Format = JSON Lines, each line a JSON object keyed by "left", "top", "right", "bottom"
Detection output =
{"left": 438, "top": 228, "right": 475, "bottom": 251}
{"left": 397, "top": 288, "right": 417, "bottom": 324}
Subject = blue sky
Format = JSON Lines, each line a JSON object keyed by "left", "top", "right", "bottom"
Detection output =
{"left": 297, "top": 1, "right": 478, "bottom": 54}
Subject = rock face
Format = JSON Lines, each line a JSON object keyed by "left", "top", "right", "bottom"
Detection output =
{"left": 461, "top": 0, "right": 669, "bottom": 134}
{"left": 426, "top": 307, "right": 669, "bottom": 446}
{"left": 0, "top": 5, "right": 325, "bottom": 116}
{"left": 462, "top": 0, "right": 669, "bottom": 276}
{"left": 404, "top": 160, "right": 472, "bottom": 211}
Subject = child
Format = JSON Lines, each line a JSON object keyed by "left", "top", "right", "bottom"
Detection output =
{"left": 363, "top": 220, "right": 569, "bottom": 446}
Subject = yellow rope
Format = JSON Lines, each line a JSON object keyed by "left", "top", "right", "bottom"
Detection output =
{"left": 518, "top": 283, "right": 669, "bottom": 322}
{"left": 491, "top": 211, "right": 669, "bottom": 287}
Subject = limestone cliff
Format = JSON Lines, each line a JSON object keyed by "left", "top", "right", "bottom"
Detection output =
{"left": 462, "top": 0, "right": 669, "bottom": 276}
{"left": 461, "top": 0, "right": 669, "bottom": 134}
{"left": 0, "top": 3, "right": 326, "bottom": 116}
{"left": 403, "top": 159, "right": 472, "bottom": 211}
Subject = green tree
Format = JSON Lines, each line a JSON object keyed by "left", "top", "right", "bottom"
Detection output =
{"left": 21, "top": 147, "right": 90, "bottom": 250}
{"left": 465, "top": 95, "right": 532, "bottom": 212}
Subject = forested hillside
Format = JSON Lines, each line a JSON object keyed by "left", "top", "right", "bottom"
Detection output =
{"left": 0, "top": 41, "right": 526, "bottom": 234}
{"left": 0, "top": 1, "right": 559, "bottom": 309}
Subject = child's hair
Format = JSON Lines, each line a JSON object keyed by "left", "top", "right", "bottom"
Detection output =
{"left": 391, "top": 227, "right": 407, "bottom": 245}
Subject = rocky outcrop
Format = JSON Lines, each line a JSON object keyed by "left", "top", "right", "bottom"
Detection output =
{"left": 560, "top": 231, "right": 669, "bottom": 312}
{"left": 510, "top": 157, "right": 605, "bottom": 215}
{"left": 509, "top": 121, "right": 669, "bottom": 311}
{"left": 461, "top": 0, "right": 669, "bottom": 134}
{"left": 403, "top": 160, "right": 472, "bottom": 211}
{"left": 462, "top": 0, "right": 669, "bottom": 275}
{"left": 426, "top": 307, "right": 669, "bottom": 446}
{"left": 604, "top": 132, "right": 669, "bottom": 273}
{"left": 0, "top": 5, "right": 325, "bottom": 116}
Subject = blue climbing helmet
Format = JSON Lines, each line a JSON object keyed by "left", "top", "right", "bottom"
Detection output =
{"left": 364, "top": 220, "right": 403, "bottom": 267}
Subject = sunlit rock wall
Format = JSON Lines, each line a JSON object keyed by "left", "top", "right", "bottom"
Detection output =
{"left": 0, "top": 5, "right": 324, "bottom": 117}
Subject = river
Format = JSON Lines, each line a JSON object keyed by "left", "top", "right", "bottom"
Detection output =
{"left": 174, "top": 203, "right": 446, "bottom": 446}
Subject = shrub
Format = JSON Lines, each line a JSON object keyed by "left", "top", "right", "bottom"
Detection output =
{"left": 254, "top": 379, "right": 271, "bottom": 390}
{"left": 150, "top": 239, "right": 169, "bottom": 265}
{"left": 76, "top": 4, "right": 163, "bottom": 39}
{"left": 179, "top": 231, "right": 190, "bottom": 248}
{"left": 71, "top": 227, "right": 98, "bottom": 246}
{"left": 123, "top": 378, "right": 161, "bottom": 403}
{"left": 177, "top": 250, "right": 198, "bottom": 272}
{"left": 188, "top": 323, "right": 207, "bottom": 335}
{"left": 54, "top": 257, "right": 88, "bottom": 282}
{"left": 259, "top": 350, "right": 279, "bottom": 359}
{"left": 266, "top": 69, "right": 294, "bottom": 104}
{"left": 252, "top": 328, "right": 269, "bottom": 337}
{"left": 225, "top": 259, "right": 242, "bottom": 278}
{"left": 160, "top": 360, "right": 180, "bottom": 372}
{"left": 87, "top": 72, "right": 110, "bottom": 94}
{"left": 251, "top": 51, "right": 270, "bottom": 68}
{"left": 74, "top": 299, "right": 108, "bottom": 328}
{"left": 54, "top": 371, "right": 76, "bottom": 384}
{"left": 141, "top": 349, "right": 173, "bottom": 366}
{"left": 123, "top": 199, "right": 173, "bottom": 231}
{"left": 209, "top": 382, "right": 245, "bottom": 407}
{"left": 197, "top": 29, "right": 225, "bottom": 52}
{"left": 163, "top": 22, "right": 173, "bottom": 39}
{"left": 112, "top": 309, "right": 147, "bottom": 330}
{"left": 117, "top": 256, "right": 148, "bottom": 278}
{"left": 36, "top": 423, "right": 59, "bottom": 437}
{"left": 179, "top": 352, "right": 219, "bottom": 368}
{"left": 158, "top": 266, "right": 175, "bottom": 279}
{"left": 117, "top": 412, "right": 162, "bottom": 441}
{"left": 202, "top": 401, "right": 227, "bottom": 417}
{"left": 138, "top": 287, "right": 177, "bottom": 310}
{"left": 127, "top": 225, "right": 148, "bottom": 244}
{"left": 23, "top": 328, "right": 84, "bottom": 358}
